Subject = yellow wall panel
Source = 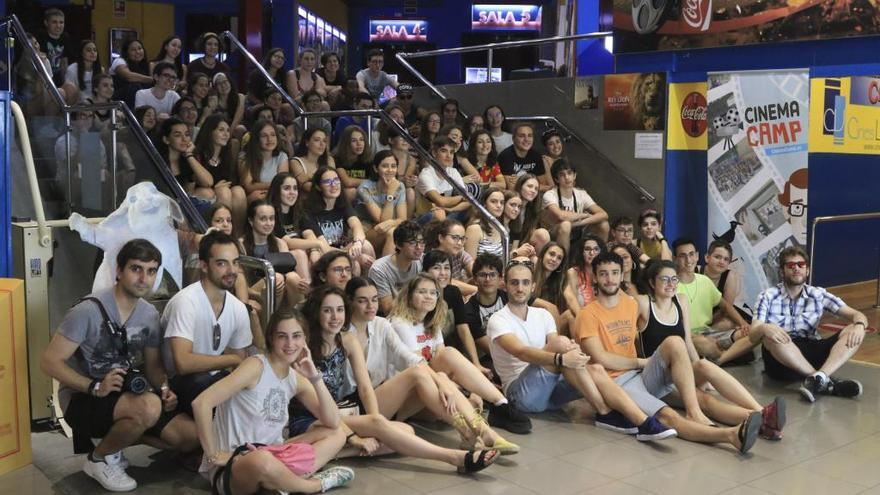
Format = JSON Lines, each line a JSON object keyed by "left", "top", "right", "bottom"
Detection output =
{"left": 92, "top": 0, "right": 175, "bottom": 66}
{"left": 0, "top": 279, "right": 31, "bottom": 476}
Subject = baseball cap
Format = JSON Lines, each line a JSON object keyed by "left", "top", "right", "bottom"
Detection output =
{"left": 398, "top": 83, "right": 414, "bottom": 95}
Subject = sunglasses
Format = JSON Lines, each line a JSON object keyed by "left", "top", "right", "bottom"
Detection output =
{"left": 784, "top": 261, "right": 807, "bottom": 270}
{"left": 506, "top": 259, "right": 535, "bottom": 269}
{"left": 213, "top": 323, "right": 221, "bottom": 351}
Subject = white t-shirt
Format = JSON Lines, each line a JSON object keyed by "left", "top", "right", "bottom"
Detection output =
{"left": 542, "top": 187, "right": 596, "bottom": 214}
{"left": 487, "top": 305, "right": 556, "bottom": 393}
{"left": 161, "top": 281, "right": 252, "bottom": 376}
{"left": 109, "top": 57, "right": 127, "bottom": 76}
{"left": 344, "top": 318, "right": 423, "bottom": 393}
{"left": 492, "top": 132, "right": 513, "bottom": 152}
{"left": 134, "top": 88, "right": 181, "bottom": 115}
{"left": 390, "top": 317, "right": 444, "bottom": 363}
{"left": 64, "top": 63, "right": 93, "bottom": 101}
{"left": 417, "top": 165, "right": 465, "bottom": 197}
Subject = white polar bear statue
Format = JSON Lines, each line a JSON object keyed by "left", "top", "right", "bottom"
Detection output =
{"left": 69, "top": 181, "right": 185, "bottom": 293}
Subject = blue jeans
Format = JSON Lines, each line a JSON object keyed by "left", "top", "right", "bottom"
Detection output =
{"left": 506, "top": 364, "right": 580, "bottom": 413}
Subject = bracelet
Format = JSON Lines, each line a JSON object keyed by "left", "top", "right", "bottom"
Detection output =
{"left": 88, "top": 379, "right": 99, "bottom": 396}
{"left": 554, "top": 353, "right": 562, "bottom": 367}
{"left": 854, "top": 321, "right": 866, "bottom": 327}
{"left": 183, "top": 153, "right": 194, "bottom": 160}
{"left": 307, "top": 374, "right": 323, "bottom": 384}
{"left": 346, "top": 432, "right": 356, "bottom": 441}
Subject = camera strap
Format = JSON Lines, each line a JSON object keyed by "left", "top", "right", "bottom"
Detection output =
{"left": 77, "top": 296, "right": 130, "bottom": 360}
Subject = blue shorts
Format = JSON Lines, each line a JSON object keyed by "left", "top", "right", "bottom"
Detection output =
{"left": 506, "top": 364, "right": 581, "bottom": 413}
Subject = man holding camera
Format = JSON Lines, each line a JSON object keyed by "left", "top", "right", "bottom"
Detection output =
{"left": 42, "top": 239, "right": 198, "bottom": 492}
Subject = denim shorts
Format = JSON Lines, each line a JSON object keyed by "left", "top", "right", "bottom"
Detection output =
{"left": 506, "top": 364, "right": 581, "bottom": 413}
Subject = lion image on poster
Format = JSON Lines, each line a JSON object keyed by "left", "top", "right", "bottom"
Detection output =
{"left": 631, "top": 72, "right": 665, "bottom": 130}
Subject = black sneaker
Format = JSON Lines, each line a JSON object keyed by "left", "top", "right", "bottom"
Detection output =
{"left": 595, "top": 410, "right": 639, "bottom": 435}
{"left": 799, "top": 374, "right": 827, "bottom": 403}
{"left": 829, "top": 377, "right": 863, "bottom": 398}
{"left": 635, "top": 415, "right": 677, "bottom": 442}
{"left": 488, "top": 401, "right": 532, "bottom": 434}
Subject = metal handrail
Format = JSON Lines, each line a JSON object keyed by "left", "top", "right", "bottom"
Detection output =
{"left": 220, "top": 31, "right": 512, "bottom": 261}
{"left": 237, "top": 255, "right": 276, "bottom": 333}
{"left": 809, "top": 212, "right": 880, "bottom": 307}
{"left": 395, "top": 30, "right": 655, "bottom": 203}
{"left": 3, "top": 14, "right": 208, "bottom": 233}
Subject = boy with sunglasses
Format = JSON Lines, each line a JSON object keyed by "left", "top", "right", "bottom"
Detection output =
{"left": 42, "top": 239, "right": 199, "bottom": 492}
{"left": 751, "top": 246, "right": 867, "bottom": 402}
{"left": 162, "top": 231, "right": 253, "bottom": 415}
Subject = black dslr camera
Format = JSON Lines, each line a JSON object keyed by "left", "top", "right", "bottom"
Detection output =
{"left": 122, "top": 367, "right": 150, "bottom": 394}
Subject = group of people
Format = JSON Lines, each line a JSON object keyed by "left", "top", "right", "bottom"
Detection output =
{"left": 29, "top": 8, "right": 870, "bottom": 494}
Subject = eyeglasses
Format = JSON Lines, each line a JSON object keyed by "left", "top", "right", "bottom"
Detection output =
{"left": 444, "top": 234, "right": 466, "bottom": 243}
{"left": 404, "top": 238, "right": 425, "bottom": 246}
{"left": 159, "top": 73, "right": 179, "bottom": 81}
{"left": 615, "top": 227, "right": 634, "bottom": 234}
{"left": 330, "top": 266, "right": 353, "bottom": 275}
{"left": 784, "top": 261, "right": 807, "bottom": 270}
{"left": 414, "top": 288, "right": 439, "bottom": 297}
{"left": 584, "top": 246, "right": 600, "bottom": 253}
{"left": 320, "top": 178, "right": 341, "bottom": 186}
{"left": 788, "top": 202, "right": 807, "bottom": 218}
{"left": 658, "top": 276, "right": 679, "bottom": 285}
{"left": 506, "top": 259, "right": 535, "bottom": 269}
{"left": 475, "top": 271, "right": 499, "bottom": 280}
{"left": 213, "top": 323, "right": 221, "bottom": 351}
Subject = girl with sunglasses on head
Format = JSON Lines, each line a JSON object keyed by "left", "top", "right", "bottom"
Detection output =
{"left": 192, "top": 308, "right": 355, "bottom": 494}
{"left": 567, "top": 234, "right": 605, "bottom": 311}
{"left": 346, "top": 277, "right": 519, "bottom": 452}
{"left": 239, "top": 119, "right": 291, "bottom": 202}
{"left": 304, "top": 167, "right": 377, "bottom": 275}
{"left": 289, "top": 286, "right": 501, "bottom": 473}
{"left": 391, "top": 271, "right": 532, "bottom": 434}
{"left": 635, "top": 260, "right": 786, "bottom": 440}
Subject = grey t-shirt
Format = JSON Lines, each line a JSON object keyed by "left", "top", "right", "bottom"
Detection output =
{"left": 368, "top": 255, "right": 422, "bottom": 299}
{"left": 357, "top": 69, "right": 394, "bottom": 99}
{"left": 56, "top": 288, "right": 161, "bottom": 409}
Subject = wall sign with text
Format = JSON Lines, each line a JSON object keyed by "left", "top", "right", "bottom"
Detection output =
{"left": 369, "top": 19, "right": 428, "bottom": 43}
{"left": 471, "top": 4, "right": 542, "bottom": 31}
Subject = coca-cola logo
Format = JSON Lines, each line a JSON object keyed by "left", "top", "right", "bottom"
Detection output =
{"left": 681, "top": 92, "right": 708, "bottom": 138}
{"left": 682, "top": 0, "right": 712, "bottom": 31}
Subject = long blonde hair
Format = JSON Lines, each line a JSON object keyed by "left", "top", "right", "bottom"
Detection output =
{"left": 389, "top": 273, "right": 447, "bottom": 338}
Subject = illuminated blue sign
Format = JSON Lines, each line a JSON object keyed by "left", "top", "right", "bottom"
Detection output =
{"left": 471, "top": 4, "right": 542, "bottom": 31}
{"left": 369, "top": 19, "right": 428, "bottom": 42}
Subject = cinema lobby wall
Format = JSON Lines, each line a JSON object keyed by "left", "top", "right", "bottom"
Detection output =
{"left": 595, "top": 21, "right": 880, "bottom": 288}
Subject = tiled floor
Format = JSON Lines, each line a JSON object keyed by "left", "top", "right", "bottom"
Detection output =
{"left": 4, "top": 359, "right": 880, "bottom": 495}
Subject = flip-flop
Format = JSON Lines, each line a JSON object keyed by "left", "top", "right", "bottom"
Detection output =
{"left": 458, "top": 449, "right": 499, "bottom": 474}
{"left": 738, "top": 411, "right": 762, "bottom": 454}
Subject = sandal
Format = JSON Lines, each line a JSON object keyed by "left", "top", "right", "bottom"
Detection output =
{"left": 737, "top": 411, "right": 761, "bottom": 454}
{"left": 452, "top": 413, "right": 479, "bottom": 450}
{"left": 457, "top": 449, "right": 499, "bottom": 474}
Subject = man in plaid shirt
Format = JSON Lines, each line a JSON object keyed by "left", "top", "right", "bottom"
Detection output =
{"left": 749, "top": 246, "right": 867, "bottom": 402}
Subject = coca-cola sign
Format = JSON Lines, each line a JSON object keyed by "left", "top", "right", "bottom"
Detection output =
{"left": 682, "top": 0, "right": 712, "bottom": 31}
{"left": 681, "top": 92, "right": 708, "bottom": 138}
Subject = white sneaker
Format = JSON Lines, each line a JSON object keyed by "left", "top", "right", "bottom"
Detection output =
{"left": 314, "top": 466, "right": 355, "bottom": 492}
{"left": 83, "top": 451, "right": 138, "bottom": 492}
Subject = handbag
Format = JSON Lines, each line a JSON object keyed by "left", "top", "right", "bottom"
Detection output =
{"left": 265, "top": 252, "right": 297, "bottom": 274}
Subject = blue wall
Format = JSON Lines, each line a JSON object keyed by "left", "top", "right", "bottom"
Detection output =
{"left": 576, "top": 3, "right": 880, "bottom": 285}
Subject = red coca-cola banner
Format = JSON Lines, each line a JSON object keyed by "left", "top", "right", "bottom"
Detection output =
{"left": 612, "top": 0, "right": 880, "bottom": 53}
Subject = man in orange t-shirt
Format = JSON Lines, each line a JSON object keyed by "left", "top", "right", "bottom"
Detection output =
{"left": 573, "top": 251, "right": 763, "bottom": 455}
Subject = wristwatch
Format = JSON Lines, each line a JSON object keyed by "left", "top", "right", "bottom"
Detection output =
{"left": 90, "top": 380, "right": 101, "bottom": 397}
{"left": 386, "top": 195, "right": 395, "bottom": 203}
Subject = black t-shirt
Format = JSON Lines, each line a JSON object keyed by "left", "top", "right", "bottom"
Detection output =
{"left": 464, "top": 290, "right": 508, "bottom": 340}
{"left": 338, "top": 159, "right": 370, "bottom": 181}
{"left": 306, "top": 201, "right": 356, "bottom": 246}
{"left": 37, "top": 31, "right": 74, "bottom": 85}
{"left": 317, "top": 67, "right": 347, "bottom": 87}
{"left": 497, "top": 146, "right": 544, "bottom": 177}
{"left": 274, "top": 208, "right": 304, "bottom": 239}
{"left": 441, "top": 284, "right": 470, "bottom": 350}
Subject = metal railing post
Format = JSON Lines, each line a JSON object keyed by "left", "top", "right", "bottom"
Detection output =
{"left": 486, "top": 49, "right": 493, "bottom": 83}
{"left": 64, "top": 111, "right": 72, "bottom": 210}
{"left": 110, "top": 108, "right": 118, "bottom": 207}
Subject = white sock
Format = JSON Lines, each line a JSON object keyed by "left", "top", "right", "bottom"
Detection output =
{"left": 493, "top": 398, "right": 508, "bottom": 406}
{"left": 811, "top": 371, "right": 829, "bottom": 383}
